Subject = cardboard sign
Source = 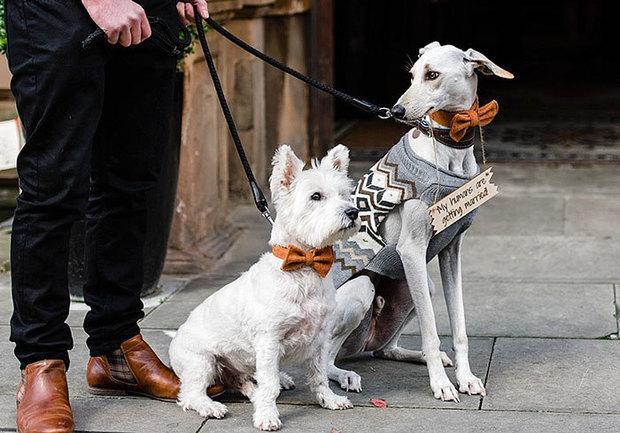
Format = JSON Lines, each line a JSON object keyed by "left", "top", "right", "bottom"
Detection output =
{"left": 428, "top": 168, "right": 498, "bottom": 234}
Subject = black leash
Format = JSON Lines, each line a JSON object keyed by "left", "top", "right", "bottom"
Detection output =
{"left": 193, "top": 14, "right": 273, "bottom": 224}
{"left": 82, "top": 16, "right": 192, "bottom": 56}
{"left": 193, "top": 12, "right": 398, "bottom": 225}
{"left": 82, "top": 12, "right": 396, "bottom": 226}
{"left": 201, "top": 16, "right": 393, "bottom": 120}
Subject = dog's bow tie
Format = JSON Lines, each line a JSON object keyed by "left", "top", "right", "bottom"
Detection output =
{"left": 272, "top": 244, "right": 335, "bottom": 278}
{"left": 430, "top": 99, "right": 499, "bottom": 142}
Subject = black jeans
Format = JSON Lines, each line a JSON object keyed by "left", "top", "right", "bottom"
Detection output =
{"left": 5, "top": 0, "right": 178, "bottom": 369}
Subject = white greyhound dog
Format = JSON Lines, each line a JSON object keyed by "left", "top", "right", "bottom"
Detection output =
{"left": 326, "top": 42, "right": 513, "bottom": 402}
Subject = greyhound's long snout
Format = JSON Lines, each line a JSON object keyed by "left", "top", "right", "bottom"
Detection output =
{"left": 391, "top": 104, "right": 406, "bottom": 119}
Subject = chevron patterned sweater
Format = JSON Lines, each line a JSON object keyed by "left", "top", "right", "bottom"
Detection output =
{"left": 332, "top": 133, "right": 479, "bottom": 288}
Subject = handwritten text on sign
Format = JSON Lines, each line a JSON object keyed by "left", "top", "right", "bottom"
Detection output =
{"left": 428, "top": 168, "right": 498, "bottom": 234}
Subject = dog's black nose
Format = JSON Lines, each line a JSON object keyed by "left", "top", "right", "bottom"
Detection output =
{"left": 345, "top": 207, "right": 359, "bottom": 221}
{"left": 391, "top": 104, "right": 406, "bottom": 119}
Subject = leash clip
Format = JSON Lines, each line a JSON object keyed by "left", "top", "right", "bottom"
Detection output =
{"left": 261, "top": 210, "right": 274, "bottom": 225}
{"left": 377, "top": 107, "right": 392, "bottom": 120}
{"left": 416, "top": 118, "right": 430, "bottom": 129}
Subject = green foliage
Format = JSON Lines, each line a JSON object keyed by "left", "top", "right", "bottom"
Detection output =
{"left": 177, "top": 24, "right": 209, "bottom": 71}
{"left": 0, "top": 4, "right": 7, "bottom": 55}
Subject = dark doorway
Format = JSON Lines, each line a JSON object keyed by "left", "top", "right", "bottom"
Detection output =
{"left": 334, "top": 0, "right": 619, "bottom": 161}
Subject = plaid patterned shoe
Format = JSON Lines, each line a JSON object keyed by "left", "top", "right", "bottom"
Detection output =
{"left": 87, "top": 334, "right": 224, "bottom": 402}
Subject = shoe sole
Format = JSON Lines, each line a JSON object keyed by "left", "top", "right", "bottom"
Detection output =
{"left": 87, "top": 386, "right": 225, "bottom": 402}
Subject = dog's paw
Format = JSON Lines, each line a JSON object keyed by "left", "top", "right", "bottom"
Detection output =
{"left": 180, "top": 399, "right": 228, "bottom": 419}
{"left": 337, "top": 370, "right": 362, "bottom": 392}
{"left": 279, "top": 372, "right": 295, "bottom": 390}
{"left": 430, "top": 375, "right": 460, "bottom": 402}
{"left": 320, "top": 393, "right": 354, "bottom": 410}
{"left": 253, "top": 409, "right": 282, "bottom": 431}
{"left": 440, "top": 351, "right": 454, "bottom": 367}
{"left": 456, "top": 372, "right": 486, "bottom": 396}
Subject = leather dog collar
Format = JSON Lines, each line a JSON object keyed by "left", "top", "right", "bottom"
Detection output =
{"left": 416, "top": 122, "right": 476, "bottom": 149}
{"left": 418, "top": 98, "right": 499, "bottom": 149}
{"left": 272, "top": 244, "right": 335, "bottom": 278}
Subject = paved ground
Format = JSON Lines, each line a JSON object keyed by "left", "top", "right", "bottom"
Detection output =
{"left": 0, "top": 161, "right": 619, "bottom": 432}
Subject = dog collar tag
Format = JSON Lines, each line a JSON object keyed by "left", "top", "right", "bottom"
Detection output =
{"left": 428, "top": 167, "right": 498, "bottom": 234}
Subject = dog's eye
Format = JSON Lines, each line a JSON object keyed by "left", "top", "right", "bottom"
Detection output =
{"left": 310, "top": 192, "right": 322, "bottom": 201}
{"left": 425, "top": 70, "right": 440, "bottom": 80}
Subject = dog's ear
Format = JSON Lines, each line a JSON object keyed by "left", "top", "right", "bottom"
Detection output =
{"left": 321, "top": 144, "right": 350, "bottom": 174}
{"left": 463, "top": 48, "right": 514, "bottom": 79}
{"left": 419, "top": 41, "right": 441, "bottom": 57}
{"left": 270, "top": 145, "right": 304, "bottom": 195}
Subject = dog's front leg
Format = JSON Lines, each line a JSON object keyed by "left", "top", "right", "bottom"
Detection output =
{"left": 308, "top": 336, "right": 353, "bottom": 410}
{"left": 327, "top": 275, "right": 375, "bottom": 392}
{"left": 252, "top": 338, "right": 283, "bottom": 431}
{"left": 438, "top": 234, "right": 486, "bottom": 396}
{"left": 397, "top": 237, "right": 460, "bottom": 402}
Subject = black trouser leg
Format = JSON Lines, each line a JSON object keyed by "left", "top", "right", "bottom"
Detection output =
{"left": 6, "top": 0, "right": 106, "bottom": 369}
{"left": 8, "top": 0, "right": 178, "bottom": 366}
{"left": 82, "top": 1, "right": 177, "bottom": 356}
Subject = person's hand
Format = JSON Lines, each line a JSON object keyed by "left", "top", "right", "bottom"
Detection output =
{"left": 177, "top": 0, "right": 209, "bottom": 26}
{"left": 82, "top": 0, "right": 151, "bottom": 47}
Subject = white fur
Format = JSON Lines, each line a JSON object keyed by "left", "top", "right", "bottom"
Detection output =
{"left": 328, "top": 42, "right": 512, "bottom": 401}
{"left": 170, "top": 144, "right": 360, "bottom": 430}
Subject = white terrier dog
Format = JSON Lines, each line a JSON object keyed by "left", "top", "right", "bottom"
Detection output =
{"left": 170, "top": 144, "right": 360, "bottom": 431}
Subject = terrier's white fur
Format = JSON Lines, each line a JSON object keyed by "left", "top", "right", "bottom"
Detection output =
{"left": 170, "top": 145, "right": 360, "bottom": 430}
{"left": 327, "top": 42, "right": 513, "bottom": 401}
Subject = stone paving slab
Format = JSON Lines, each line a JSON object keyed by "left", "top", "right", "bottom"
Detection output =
{"left": 207, "top": 403, "right": 620, "bottom": 433}
{"left": 487, "top": 163, "right": 620, "bottom": 196}
{"left": 349, "top": 162, "right": 620, "bottom": 196}
{"left": 0, "top": 394, "right": 205, "bottom": 433}
{"left": 461, "top": 235, "right": 620, "bottom": 283}
{"left": 162, "top": 274, "right": 235, "bottom": 305}
{"left": 402, "top": 281, "right": 617, "bottom": 338}
{"left": 140, "top": 301, "right": 203, "bottom": 329}
{"left": 467, "top": 195, "right": 565, "bottom": 237}
{"left": 0, "top": 327, "right": 174, "bottom": 399}
{"left": 197, "top": 404, "right": 620, "bottom": 433}
{"left": 615, "top": 284, "right": 620, "bottom": 332}
{"left": 3, "top": 396, "right": 618, "bottom": 433}
{"left": 218, "top": 336, "right": 493, "bottom": 411}
{"left": 148, "top": 275, "right": 616, "bottom": 339}
{"left": 565, "top": 196, "right": 620, "bottom": 237}
{"left": 483, "top": 338, "right": 620, "bottom": 414}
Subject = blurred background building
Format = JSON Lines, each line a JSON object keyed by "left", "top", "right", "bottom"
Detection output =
{"left": 0, "top": 0, "right": 617, "bottom": 277}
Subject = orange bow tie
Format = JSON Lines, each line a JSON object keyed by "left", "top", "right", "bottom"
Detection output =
{"left": 272, "top": 244, "right": 335, "bottom": 278}
{"left": 430, "top": 99, "right": 499, "bottom": 142}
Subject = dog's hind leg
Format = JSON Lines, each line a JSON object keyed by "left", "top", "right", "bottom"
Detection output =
{"left": 364, "top": 274, "right": 452, "bottom": 366}
{"left": 175, "top": 350, "right": 228, "bottom": 419}
{"left": 373, "top": 308, "right": 453, "bottom": 367}
{"left": 327, "top": 276, "right": 374, "bottom": 392}
{"left": 439, "top": 234, "right": 486, "bottom": 396}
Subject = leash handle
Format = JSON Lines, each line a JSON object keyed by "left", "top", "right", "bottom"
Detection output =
{"left": 194, "top": 12, "right": 274, "bottom": 225}
{"left": 81, "top": 17, "right": 192, "bottom": 57}
{"left": 82, "top": 28, "right": 106, "bottom": 51}
{"left": 202, "top": 17, "right": 392, "bottom": 120}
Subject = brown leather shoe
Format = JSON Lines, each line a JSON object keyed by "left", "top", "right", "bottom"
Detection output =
{"left": 16, "top": 359, "right": 74, "bottom": 433}
{"left": 87, "top": 334, "right": 224, "bottom": 401}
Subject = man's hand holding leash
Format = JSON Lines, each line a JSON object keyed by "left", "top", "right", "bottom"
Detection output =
{"left": 81, "top": 0, "right": 208, "bottom": 47}
{"left": 81, "top": 0, "right": 152, "bottom": 46}
{"left": 177, "top": 0, "right": 209, "bottom": 26}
